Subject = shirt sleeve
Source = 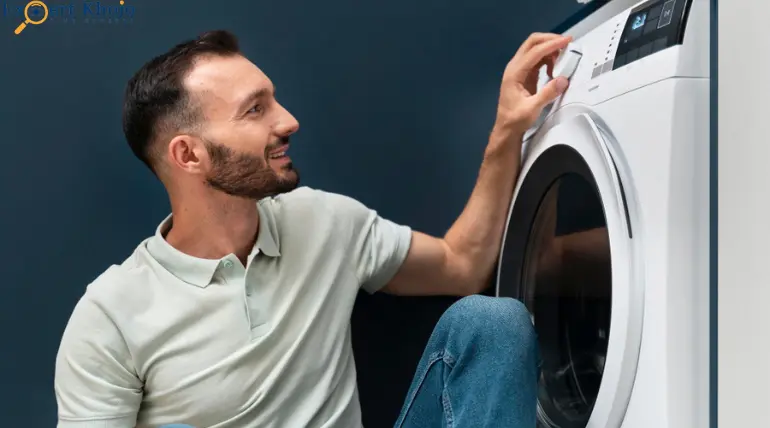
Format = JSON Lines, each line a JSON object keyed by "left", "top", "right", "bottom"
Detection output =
{"left": 321, "top": 191, "right": 413, "bottom": 294}
{"left": 55, "top": 293, "right": 142, "bottom": 428}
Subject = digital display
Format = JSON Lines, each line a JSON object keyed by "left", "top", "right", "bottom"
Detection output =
{"left": 631, "top": 12, "right": 647, "bottom": 31}
{"left": 610, "top": 0, "right": 691, "bottom": 73}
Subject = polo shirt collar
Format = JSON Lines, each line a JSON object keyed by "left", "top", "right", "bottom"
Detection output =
{"left": 146, "top": 203, "right": 280, "bottom": 288}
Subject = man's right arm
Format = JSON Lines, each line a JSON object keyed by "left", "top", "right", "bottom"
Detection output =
{"left": 55, "top": 294, "right": 142, "bottom": 428}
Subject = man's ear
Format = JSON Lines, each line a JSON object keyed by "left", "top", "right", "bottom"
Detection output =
{"left": 167, "top": 135, "right": 208, "bottom": 174}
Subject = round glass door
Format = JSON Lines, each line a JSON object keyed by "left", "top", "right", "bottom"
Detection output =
{"left": 523, "top": 172, "right": 612, "bottom": 427}
{"left": 497, "top": 114, "right": 642, "bottom": 428}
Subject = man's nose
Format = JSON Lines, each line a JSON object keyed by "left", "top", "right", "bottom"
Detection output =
{"left": 274, "top": 104, "right": 300, "bottom": 137}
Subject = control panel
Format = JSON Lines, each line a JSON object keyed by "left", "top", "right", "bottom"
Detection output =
{"left": 614, "top": 0, "right": 691, "bottom": 68}
{"left": 591, "top": 0, "right": 692, "bottom": 79}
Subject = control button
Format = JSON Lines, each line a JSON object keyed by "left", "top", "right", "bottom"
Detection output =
{"left": 536, "top": 66, "right": 550, "bottom": 92}
{"left": 552, "top": 42, "right": 582, "bottom": 80}
{"left": 653, "top": 36, "right": 668, "bottom": 52}
{"left": 658, "top": 0, "right": 676, "bottom": 29}
{"left": 648, "top": 4, "right": 663, "bottom": 19}
{"left": 223, "top": 260, "right": 234, "bottom": 269}
{"left": 627, "top": 48, "right": 639, "bottom": 62}
{"left": 644, "top": 18, "right": 659, "bottom": 35}
{"left": 639, "top": 43, "right": 653, "bottom": 58}
{"left": 591, "top": 65, "right": 603, "bottom": 78}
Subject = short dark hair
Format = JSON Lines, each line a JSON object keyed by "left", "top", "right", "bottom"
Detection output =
{"left": 122, "top": 30, "right": 241, "bottom": 174}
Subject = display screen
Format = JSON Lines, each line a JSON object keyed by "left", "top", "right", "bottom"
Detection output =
{"left": 610, "top": 0, "right": 693, "bottom": 72}
{"left": 630, "top": 12, "right": 647, "bottom": 31}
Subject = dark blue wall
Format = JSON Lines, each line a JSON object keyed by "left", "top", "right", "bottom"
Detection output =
{"left": 0, "top": 0, "right": 584, "bottom": 425}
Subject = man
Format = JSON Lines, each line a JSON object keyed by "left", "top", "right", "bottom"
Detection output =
{"left": 54, "top": 30, "right": 571, "bottom": 427}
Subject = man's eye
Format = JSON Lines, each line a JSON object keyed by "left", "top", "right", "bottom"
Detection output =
{"left": 248, "top": 105, "right": 264, "bottom": 114}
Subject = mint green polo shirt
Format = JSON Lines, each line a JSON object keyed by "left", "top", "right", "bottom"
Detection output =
{"left": 54, "top": 186, "right": 413, "bottom": 428}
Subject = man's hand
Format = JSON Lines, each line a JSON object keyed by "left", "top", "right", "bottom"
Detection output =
{"left": 382, "top": 32, "right": 574, "bottom": 297}
{"left": 493, "top": 33, "right": 572, "bottom": 140}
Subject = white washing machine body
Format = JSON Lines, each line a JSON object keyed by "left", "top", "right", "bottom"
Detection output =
{"left": 495, "top": 0, "right": 710, "bottom": 427}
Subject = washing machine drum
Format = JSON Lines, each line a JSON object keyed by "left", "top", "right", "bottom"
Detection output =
{"left": 497, "top": 113, "right": 642, "bottom": 428}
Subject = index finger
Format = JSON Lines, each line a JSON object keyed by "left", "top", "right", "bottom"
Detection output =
{"left": 519, "top": 36, "right": 572, "bottom": 75}
{"left": 516, "top": 32, "right": 565, "bottom": 56}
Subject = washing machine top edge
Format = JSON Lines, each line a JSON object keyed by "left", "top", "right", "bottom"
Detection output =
{"left": 524, "top": 0, "right": 707, "bottom": 140}
{"left": 550, "top": 1, "right": 705, "bottom": 98}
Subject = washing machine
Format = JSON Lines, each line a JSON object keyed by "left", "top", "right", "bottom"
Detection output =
{"left": 495, "top": 0, "right": 710, "bottom": 427}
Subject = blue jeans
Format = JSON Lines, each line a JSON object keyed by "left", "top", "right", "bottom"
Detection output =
{"left": 393, "top": 295, "right": 540, "bottom": 428}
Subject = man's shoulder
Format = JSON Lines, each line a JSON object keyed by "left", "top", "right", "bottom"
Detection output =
{"left": 75, "top": 243, "right": 157, "bottom": 317}
{"left": 57, "top": 247, "right": 156, "bottom": 368}
{"left": 257, "top": 187, "right": 376, "bottom": 256}
{"left": 259, "top": 186, "right": 365, "bottom": 221}
{"left": 261, "top": 186, "right": 347, "bottom": 207}
{"left": 263, "top": 186, "right": 370, "bottom": 215}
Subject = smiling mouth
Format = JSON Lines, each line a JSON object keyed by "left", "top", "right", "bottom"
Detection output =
{"left": 268, "top": 145, "right": 289, "bottom": 160}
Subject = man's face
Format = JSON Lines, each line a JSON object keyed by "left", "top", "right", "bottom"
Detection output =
{"left": 180, "top": 54, "right": 300, "bottom": 200}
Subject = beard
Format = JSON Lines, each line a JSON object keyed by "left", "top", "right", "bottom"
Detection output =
{"left": 203, "top": 138, "right": 299, "bottom": 200}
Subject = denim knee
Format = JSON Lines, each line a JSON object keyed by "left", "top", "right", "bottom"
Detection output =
{"left": 438, "top": 295, "right": 537, "bottom": 349}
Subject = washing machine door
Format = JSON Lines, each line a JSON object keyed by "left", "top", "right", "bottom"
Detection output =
{"left": 496, "top": 112, "right": 643, "bottom": 428}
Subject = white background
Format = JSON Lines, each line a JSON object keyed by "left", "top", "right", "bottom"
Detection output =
{"left": 719, "top": 0, "right": 770, "bottom": 425}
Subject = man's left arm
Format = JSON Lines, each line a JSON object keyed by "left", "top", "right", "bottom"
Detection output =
{"left": 381, "top": 33, "right": 572, "bottom": 297}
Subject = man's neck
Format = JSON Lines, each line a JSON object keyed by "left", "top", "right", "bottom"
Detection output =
{"left": 165, "top": 192, "right": 260, "bottom": 265}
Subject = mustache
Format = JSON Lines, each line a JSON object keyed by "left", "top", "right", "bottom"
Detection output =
{"left": 266, "top": 137, "right": 290, "bottom": 152}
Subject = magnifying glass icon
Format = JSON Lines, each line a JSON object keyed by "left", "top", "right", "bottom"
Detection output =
{"left": 14, "top": 1, "right": 49, "bottom": 35}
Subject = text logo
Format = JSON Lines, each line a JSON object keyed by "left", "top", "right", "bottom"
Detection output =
{"left": 5, "top": 0, "right": 135, "bottom": 34}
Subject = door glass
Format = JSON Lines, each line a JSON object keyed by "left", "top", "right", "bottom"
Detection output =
{"left": 521, "top": 172, "right": 612, "bottom": 428}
